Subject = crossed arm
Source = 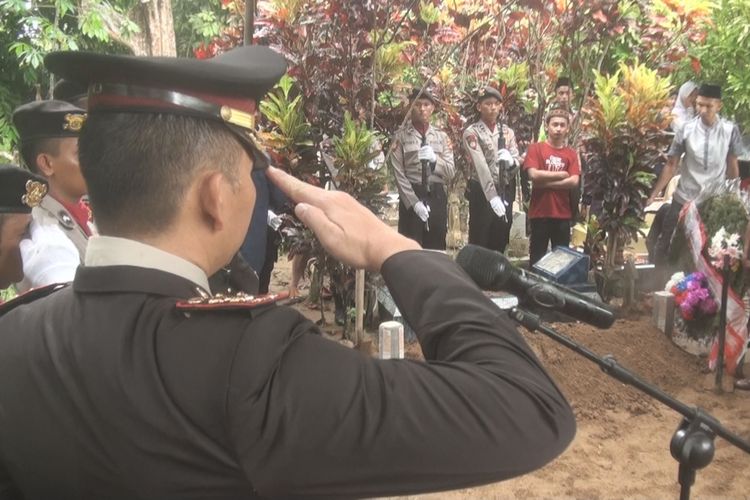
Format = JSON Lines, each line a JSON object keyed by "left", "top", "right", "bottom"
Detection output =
{"left": 527, "top": 168, "right": 579, "bottom": 189}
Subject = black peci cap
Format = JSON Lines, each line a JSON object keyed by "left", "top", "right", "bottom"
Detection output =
{"left": 0, "top": 164, "right": 48, "bottom": 214}
{"left": 12, "top": 100, "right": 86, "bottom": 145}
{"left": 45, "top": 46, "right": 288, "bottom": 170}
{"left": 698, "top": 84, "right": 721, "bottom": 99}
{"left": 476, "top": 86, "right": 503, "bottom": 103}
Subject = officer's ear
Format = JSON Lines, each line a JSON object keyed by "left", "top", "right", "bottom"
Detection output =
{"left": 196, "top": 171, "right": 226, "bottom": 233}
{"left": 35, "top": 153, "right": 54, "bottom": 178}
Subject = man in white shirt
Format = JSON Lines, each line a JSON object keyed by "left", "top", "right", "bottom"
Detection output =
{"left": 646, "top": 83, "right": 742, "bottom": 270}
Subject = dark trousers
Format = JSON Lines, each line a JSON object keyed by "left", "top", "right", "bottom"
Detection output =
{"left": 467, "top": 179, "right": 513, "bottom": 253}
{"left": 529, "top": 218, "right": 571, "bottom": 266}
{"left": 398, "top": 183, "right": 447, "bottom": 250}
{"left": 652, "top": 200, "right": 683, "bottom": 266}
{"left": 258, "top": 231, "right": 279, "bottom": 294}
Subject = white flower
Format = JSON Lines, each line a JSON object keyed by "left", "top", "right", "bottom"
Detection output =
{"left": 665, "top": 272, "right": 686, "bottom": 292}
{"left": 708, "top": 228, "right": 743, "bottom": 270}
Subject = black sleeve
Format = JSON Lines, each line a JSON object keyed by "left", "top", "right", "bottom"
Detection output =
{"left": 226, "top": 251, "right": 576, "bottom": 498}
{"left": 0, "top": 462, "right": 23, "bottom": 500}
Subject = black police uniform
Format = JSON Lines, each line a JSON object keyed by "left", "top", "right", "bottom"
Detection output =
{"left": 0, "top": 47, "right": 575, "bottom": 499}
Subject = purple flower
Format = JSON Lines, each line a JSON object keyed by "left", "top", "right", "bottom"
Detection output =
{"left": 701, "top": 299, "right": 718, "bottom": 315}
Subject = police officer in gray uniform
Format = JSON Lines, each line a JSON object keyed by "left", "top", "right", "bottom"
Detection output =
{"left": 463, "top": 86, "right": 521, "bottom": 253}
{"left": 390, "top": 88, "right": 455, "bottom": 250}
{"left": 0, "top": 165, "right": 48, "bottom": 289}
{"left": 13, "top": 100, "right": 90, "bottom": 289}
{"left": 0, "top": 47, "right": 575, "bottom": 498}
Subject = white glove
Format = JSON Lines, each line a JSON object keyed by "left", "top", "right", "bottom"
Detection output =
{"left": 414, "top": 201, "right": 431, "bottom": 222}
{"left": 489, "top": 196, "right": 506, "bottom": 218}
{"left": 417, "top": 145, "right": 437, "bottom": 163}
{"left": 497, "top": 148, "right": 515, "bottom": 165}
{"left": 267, "top": 210, "right": 283, "bottom": 231}
{"left": 19, "top": 222, "right": 79, "bottom": 288}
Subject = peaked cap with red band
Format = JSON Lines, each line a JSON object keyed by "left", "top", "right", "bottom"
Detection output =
{"left": 44, "top": 46, "right": 288, "bottom": 170}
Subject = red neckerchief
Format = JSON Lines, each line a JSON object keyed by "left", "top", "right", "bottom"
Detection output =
{"left": 59, "top": 197, "right": 93, "bottom": 236}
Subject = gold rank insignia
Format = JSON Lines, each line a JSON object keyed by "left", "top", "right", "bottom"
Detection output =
{"left": 175, "top": 290, "right": 290, "bottom": 312}
{"left": 63, "top": 113, "right": 87, "bottom": 132}
{"left": 22, "top": 180, "right": 48, "bottom": 208}
{"left": 220, "top": 106, "right": 255, "bottom": 130}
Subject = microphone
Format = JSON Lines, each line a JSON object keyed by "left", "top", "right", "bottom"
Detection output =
{"left": 456, "top": 244, "right": 615, "bottom": 329}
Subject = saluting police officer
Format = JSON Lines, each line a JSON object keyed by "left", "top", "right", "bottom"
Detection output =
{"left": 0, "top": 165, "right": 48, "bottom": 290}
{"left": 12, "top": 100, "right": 90, "bottom": 290}
{"left": 390, "top": 88, "right": 455, "bottom": 250}
{"left": 0, "top": 47, "right": 574, "bottom": 498}
{"left": 463, "top": 86, "right": 521, "bottom": 253}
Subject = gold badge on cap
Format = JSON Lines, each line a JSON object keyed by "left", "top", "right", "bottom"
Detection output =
{"left": 63, "top": 113, "right": 87, "bottom": 132}
{"left": 22, "top": 180, "right": 48, "bottom": 208}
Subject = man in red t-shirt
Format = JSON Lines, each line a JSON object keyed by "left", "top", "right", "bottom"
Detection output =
{"left": 522, "top": 105, "right": 580, "bottom": 266}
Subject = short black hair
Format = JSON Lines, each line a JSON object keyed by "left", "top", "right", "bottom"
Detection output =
{"left": 78, "top": 113, "right": 245, "bottom": 237}
{"left": 20, "top": 138, "right": 61, "bottom": 175}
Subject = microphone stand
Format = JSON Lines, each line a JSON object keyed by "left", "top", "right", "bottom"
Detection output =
{"left": 508, "top": 307, "right": 750, "bottom": 500}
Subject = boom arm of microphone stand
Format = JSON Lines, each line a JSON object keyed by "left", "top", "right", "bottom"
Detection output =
{"left": 508, "top": 307, "right": 750, "bottom": 455}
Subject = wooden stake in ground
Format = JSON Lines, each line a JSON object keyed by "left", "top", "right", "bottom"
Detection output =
{"left": 354, "top": 269, "right": 365, "bottom": 345}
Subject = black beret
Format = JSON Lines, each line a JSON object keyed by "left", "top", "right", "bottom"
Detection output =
{"left": 0, "top": 164, "right": 48, "bottom": 214}
{"left": 13, "top": 100, "right": 86, "bottom": 145}
{"left": 555, "top": 77, "right": 572, "bottom": 89}
{"left": 477, "top": 86, "right": 503, "bottom": 102}
{"left": 409, "top": 87, "right": 437, "bottom": 103}
{"left": 52, "top": 79, "right": 88, "bottom": 105}
{"left": 45, "top": 46, "right": 287, "bottom": 169}
{"left": 698, "top": 84, "right": 722, "bottom": 99}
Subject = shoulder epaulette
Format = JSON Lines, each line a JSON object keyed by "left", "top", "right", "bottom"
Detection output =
{"left": 176, "top": 290, "right": 290, "bottom": 312}
{"left": 0, "top": 282, "right": 69, "bottom": 316}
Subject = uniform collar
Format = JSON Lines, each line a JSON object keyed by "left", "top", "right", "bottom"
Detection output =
{"left": 84, "top": 236, "right": 211, "bottom": 294}
{"left": 72, "top": 265, "right": 203, "bottom": 299}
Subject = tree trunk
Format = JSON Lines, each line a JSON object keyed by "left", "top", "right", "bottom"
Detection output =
{"left": 244, "top": 0, "right": 256, "bottom": 45}
{"left": 129, "top": 0, "right": 176, "bottom": 56}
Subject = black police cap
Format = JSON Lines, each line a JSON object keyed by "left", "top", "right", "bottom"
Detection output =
{"left": 0, "top": 164, "right": 48, "bottom": 214}
{"left": 45, "top": 46, "right": 287, "bottom": 169}
{"left": 477, "top": 86, "right": 502, "bottom": 103}
{"left": 53, "top": 79, "right": 88, "bottom": 105}
{"left": 13, "top": 100, "right": 86, "bottom": 145}
{"left": 409, "top": 87, "right": 437, "bottom": 104}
